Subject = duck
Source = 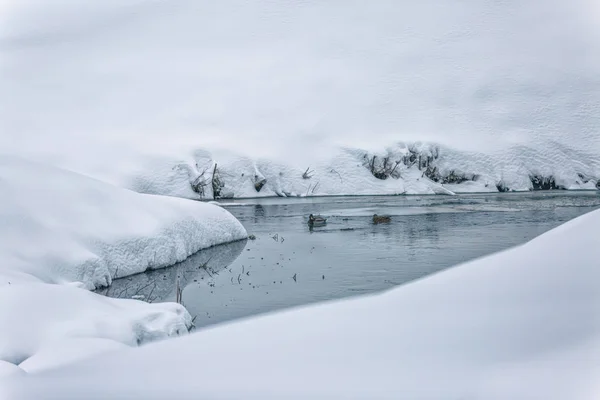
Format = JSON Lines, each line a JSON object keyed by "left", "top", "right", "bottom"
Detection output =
{"left": 372, "top": 214, "right": 391, "bottom": 224}
{"left": 308, "top": 214, "right": 327, "bottom": 226}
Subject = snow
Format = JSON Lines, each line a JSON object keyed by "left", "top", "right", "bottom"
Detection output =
{"left": 0, "top": 155, "right": 247, "bottom": 381}
{"left": 132, "top": 147, "right": 460, "bottom": 199}
{"left": 0, "top": 155, "right": 247, "bottom": 290}
{"left": 4, "top": 208, "right": 599, "bottom": 399}
{"left": 0, "top": 361, "right": 24, "bottom": 379}
{"left": 130, "top": 142, "right": 599, "bottom": 199}
{"left": 18, "top": 338, "right": 128, "bottom": 373}
{"left": 0, "top": 283, "right": 189, "bottom": 366}
{"left": 0, "top": 0, "right": 598, "bottom": 199}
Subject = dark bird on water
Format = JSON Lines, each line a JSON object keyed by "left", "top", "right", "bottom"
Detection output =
{"left": 308, "top": 214, "right": 327, "bottom": 226}
{"left": 373, "top": 214, "right": 391, "bottom": 224}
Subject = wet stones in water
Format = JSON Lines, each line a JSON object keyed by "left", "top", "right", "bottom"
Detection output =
{"left": 248, "top": 234, "right": 256, "bottom": 240}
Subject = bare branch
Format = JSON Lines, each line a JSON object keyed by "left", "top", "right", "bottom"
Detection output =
{"left": 302, "top": 167, "right": 314, "bottom": 179}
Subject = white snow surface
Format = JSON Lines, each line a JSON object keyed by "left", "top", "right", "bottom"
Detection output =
{"left": 0, "top": 155, "right": 246, "bottom": 379}
{"left": 18, "top": 337, "right": 128, "bottom": 374}
{"left": 0, "top": 283, "right": 190, "bottom": 367}
{"left": 4, "top": 208, "right": 600, "bottom": 399}
{"left": 0, "top": 0, "right": 598, "bottom": 198}
{"left": 0, "top": 155, "right": 247, "bottom": 290}
{"left": 0, "top": 361, "right": 24, "bottom": 379}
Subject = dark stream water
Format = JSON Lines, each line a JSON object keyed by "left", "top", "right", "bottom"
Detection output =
{"left": 101, "top": 192, "right": 600, "bottom": 328}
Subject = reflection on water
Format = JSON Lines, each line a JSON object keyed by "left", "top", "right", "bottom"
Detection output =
{"left": 97, "top": 240, "right": 246, "bottom": 303}
{"left": 102, "top": 192, "right": 600, "bottom": 329}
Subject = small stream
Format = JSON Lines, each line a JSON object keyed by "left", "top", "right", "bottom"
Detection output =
{"left": 101, "top": 191, "right": 600, "bottom": 329}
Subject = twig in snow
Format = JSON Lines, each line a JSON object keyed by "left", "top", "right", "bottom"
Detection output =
{"left": 302, "top": 167, "right": 314, "bottom": 179}
{"left": 146, "top": 282, "right": 157, "bottom": 303}
{"left": 330, "top": 168, "right": 343, "bottom": 183}
{"left": 175, "top": 278, "right": 183, "bottom": 305}
{"left": 311, "top": 181, "right": 320, "bottom": 194}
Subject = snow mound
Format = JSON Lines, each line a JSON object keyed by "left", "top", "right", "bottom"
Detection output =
{"left": 0, "top": 283, "right": 191, "bottom": 366}
{"left": 4, "top": 209, "right": 599, "bottom": 398}
{"left": 0, "top": 155, "right": 247, "bottom": 290}
{"left": 0, "top": 360, "right": 24, "bottom": 379}
{"left": 18, "top": 338, "right": 128, "bottom": 374}
{"left": 0, "top": 156, "right": 247, "bottom": 377}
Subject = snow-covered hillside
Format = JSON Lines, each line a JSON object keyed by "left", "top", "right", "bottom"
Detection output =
{"left": 1, "top": 0, "right": 598, "bottom": 198}
{"left": 4, "top": 206, "right": 599, "bottom": 399}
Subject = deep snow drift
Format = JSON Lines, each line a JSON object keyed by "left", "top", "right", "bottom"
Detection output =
{"left": 0, "top": 283, "right": 191, "bottom": 370}
{"left": 1, "top": 0, "right": 598, "bottom": 198}
{"left": 0, "top": 155, "right": 246, "bottom": 376}
{"left": 0, "top": 155, "right": 247, "bottom": 290}
{"left": 4, "top": 208, "right": 600, "bottom": 399}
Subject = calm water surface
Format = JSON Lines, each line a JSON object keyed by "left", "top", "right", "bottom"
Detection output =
{"left": 101, "top": 192, "right": 600, "bottom": 328}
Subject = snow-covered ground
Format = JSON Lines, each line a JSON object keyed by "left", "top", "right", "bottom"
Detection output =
{"left": 0, "top": 155, "right": 246, "bottom": 377}
{"left": 0, "top": 283, "right": 190, "bottom": 371}
{"left": 3, "top": 205, "right": 599, "bottom": 399}
{"left": 1, "top": 0, "right": 598, "bottom": 199}
{"left": 0, "top": 155, "right": 247, "bottom": 290}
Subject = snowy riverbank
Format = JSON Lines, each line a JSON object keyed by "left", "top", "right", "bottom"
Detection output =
{"left": 0, "top": 155, "right": 247, "bottom": 290}
{"left": 131, "top": 141, "right": 600, "bottom": 200}
{"left": 0, "top": 155, "right": 247, "bottom": 375}
{"left": 1, "top": 0, "right": 598, "bottom": 201}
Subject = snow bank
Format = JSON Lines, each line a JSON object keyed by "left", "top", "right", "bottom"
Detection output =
{"left": 0, "top": 361, "right": 24, "bottom": 379}
{"left": 96, "top": 239, "right": 247, "bottom": 305}
{"left": 0, "top": 283, "right": 189, "bottom": 366}
{"left": 130, "top": 141, "right": 599, "bottom": 200}
{"left": 0, "top": 155, "right": 247, "bottom": 379}
{"left": 0, "top": 155, "right": 247, "bottom": 290}
{"left": 4, "top": 209, "right": 599, "bottom": 399}
{"left": 18, "top": 338, "right": 128, "bottom": 374}
{"left": 1, "top": 0, "right": 598, "bottom": 198}
{"left": 130, "top": 147, "right": 460, "bottom": 199}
